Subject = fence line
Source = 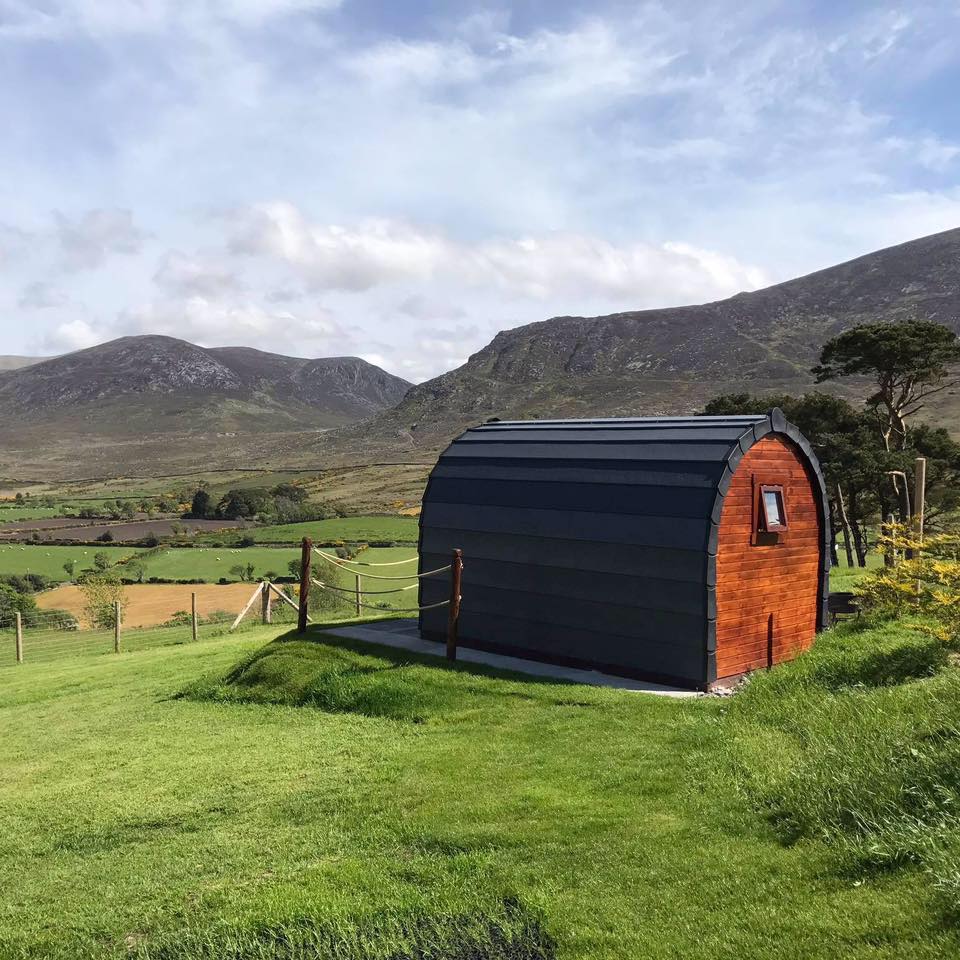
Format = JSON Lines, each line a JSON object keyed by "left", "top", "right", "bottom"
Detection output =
{"left": 1, "top": 591, "right": 246, "bottom": 669}
{"left": 305, "top": 539, "right": 464, "bottom": 661}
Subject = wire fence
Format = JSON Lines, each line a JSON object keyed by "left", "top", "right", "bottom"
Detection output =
{"left": 0, "top": 609, "right": 245, "bottom": 670}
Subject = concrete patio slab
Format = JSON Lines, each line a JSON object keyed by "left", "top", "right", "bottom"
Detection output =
{"left": 323, "top": 618, "right": 697, "bottom": 698}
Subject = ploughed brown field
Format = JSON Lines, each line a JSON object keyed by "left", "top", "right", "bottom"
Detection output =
{"left": 36, "top": 582, "right": 279, "bottom": 628}
{"left": 0, "top": 517, "right": 251, "bottom": 542}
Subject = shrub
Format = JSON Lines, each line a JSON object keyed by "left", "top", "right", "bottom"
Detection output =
{"left": 855, "top": 523, "right": 960, "bottom": 630}
{"left": 79, "top": 575, "right": 128, "bottom": 629}
{"left": 237, "top": 535, "right": 256, "bottom": 548}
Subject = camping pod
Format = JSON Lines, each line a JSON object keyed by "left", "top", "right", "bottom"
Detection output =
{"left": 418, "top": 410, "right": 830, "bottom": 690}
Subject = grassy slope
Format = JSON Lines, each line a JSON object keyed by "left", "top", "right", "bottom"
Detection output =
{"left": 0, "top": 544, "right": 145, "bottom": 580}
{"left": 0, "top": 627, "right": 954, "bottom": 959}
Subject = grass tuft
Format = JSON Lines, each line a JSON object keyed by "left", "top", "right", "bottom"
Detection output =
{"left": 720, "top": 617, "right": 960, "bottom": 916}
{"left": 132, "top": 900, "right": 555, "bottom": 960}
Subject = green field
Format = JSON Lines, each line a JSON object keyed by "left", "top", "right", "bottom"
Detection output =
{"left": 0, "top": 619, "right": 956, "bottom": 959}
{"left": 0, "top": 544, "right": 145, "bottom": 580}
{"left": 139, "top": 546, "right": 419, "bottom": 607}
{"left": 203, "top": 515, "right": 420, "bottom": 545}
{"left": 0, "top": 505, "right": 62, "bottom": 521}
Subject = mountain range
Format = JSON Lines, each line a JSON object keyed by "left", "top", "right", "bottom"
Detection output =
{"left": 0, "top": 336, "right": 411, "bottom": 477}
{"left": 285, "top": 225, "right": 960, "bottom": 466}
{"left": 3, "top": 226, "right": 959, "bottom": 480}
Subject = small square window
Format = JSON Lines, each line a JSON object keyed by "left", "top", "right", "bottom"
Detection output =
{"left": 759, "top": 484, "right": 788, "bottom": 532}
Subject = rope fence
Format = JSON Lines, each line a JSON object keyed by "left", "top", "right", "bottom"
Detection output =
{"left": 313, "top": 550, "right": 419, "bottom": 568}
{"left": 302, "top": 538, "right": 465, "bottom": 660}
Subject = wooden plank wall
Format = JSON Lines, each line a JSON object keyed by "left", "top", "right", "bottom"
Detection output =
{"left": 715, "top": 435, "right": 822, "bottom": 678}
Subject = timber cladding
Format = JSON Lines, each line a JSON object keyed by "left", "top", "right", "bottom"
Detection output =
{"left": 715, "top": 435, "right": 823, "bottom": 679}
{"left": 418, "top": 410, "right": 830, "bottom": 690}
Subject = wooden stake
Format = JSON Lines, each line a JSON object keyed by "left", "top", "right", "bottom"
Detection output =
{"left": 298, "top": 538, "right": 312, "bottom": 634}
{"left": 230, "top": 582, "right": 264, "bottom": 631}
{"left": 261, "top": 581, "right": 271, "bottom": 625}
{"left": 114, "top": 600, "right": 121, "bottom": 654}
{"left": 269, "top": 581, "right": 311, "bottom": 621}
{"left": 914, "top": 457, "right": 927, "bottom": 544}
{"left": 15, "top": 611, "right": 22, "bottom": 664}
{"left": 354, "top": 573, "right": 362, "bottom": 617}
{"left": 191, "top": 591, "right": 198, "bottom": 642}
{"left": 446, "top": 549, "right": 463, "bottom": 661}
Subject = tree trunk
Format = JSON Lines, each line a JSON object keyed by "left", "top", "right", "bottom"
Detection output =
{"left": 834, "top": 484, "right": 855, "bottom": 568}
{"left": 852, "top": 521, "right": 868, "bottom": 567}
{"left": 848, "top": 490, "right": 868, "bottom": 567}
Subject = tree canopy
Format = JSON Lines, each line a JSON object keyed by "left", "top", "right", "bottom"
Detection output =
{"left": 812, "top": 320, "right": 960, "bottom": 450}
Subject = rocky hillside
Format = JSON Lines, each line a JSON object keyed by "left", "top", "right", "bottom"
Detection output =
{"left": 305, "top": 226, "right": 960, "bottom": 463}
{"left": 0, "top": 355, "right": 46, "bottom": 371}
{"left": 0, "top": 336, "right": 410, "bottom": 477}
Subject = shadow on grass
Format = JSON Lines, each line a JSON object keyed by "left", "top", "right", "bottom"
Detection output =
{"left": 179, "top": 626, "right": 597, "bottom": 723}
{"left": 133, "top": 897, "right": 556, "bottom": 960}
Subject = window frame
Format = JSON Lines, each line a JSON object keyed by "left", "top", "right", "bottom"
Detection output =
{"left": 759, "top": 483, "right": 788, "bottom": 532}
{"left": 751, "top": 478, "right": 789, "bottom": 546}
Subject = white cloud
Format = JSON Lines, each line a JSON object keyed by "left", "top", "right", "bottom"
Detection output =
{"left": 227, "top": 203, "right": 767, "bottom": 303}
{"left": 119, "top": 295, "right": 349, "bottom": 353}
{"left": 153, "top": 250, "right": 242, "bottom": 298}
{"left": 55, "top": 208, "right": 145, "bottom": 271}
{"left": 0, "top": 0, "right": 342, "bottom": 39}
{"left": 2, "top": 2, "right": 960, "bottom": 381}
{"left": 42, "top": 318, "right": 101, "bottom": 352}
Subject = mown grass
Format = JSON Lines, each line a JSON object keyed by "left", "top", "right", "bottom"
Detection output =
{"left": 2, "top": 622, "right": 958, "bottom": 959}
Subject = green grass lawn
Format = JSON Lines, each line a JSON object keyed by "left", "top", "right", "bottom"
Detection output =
{"left": 0, "top": 544, "right": 145, "bottom": 580}
{"left": 204, "top": 516, "right": 420, "bottom": 545}
{"left": 829, "top": 551, "right": 884, "bottom": 592}
{"left": 0, "top": 621, "right": 956, "bottom": 959}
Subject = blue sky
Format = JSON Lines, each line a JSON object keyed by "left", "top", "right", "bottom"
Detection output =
{"left": 1, "top": 0, "right": 959, "bottom": 381}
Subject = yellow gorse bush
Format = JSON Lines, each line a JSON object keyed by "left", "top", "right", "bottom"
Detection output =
{"left": 855, "top": 523, "right": 960, "bottom": 630}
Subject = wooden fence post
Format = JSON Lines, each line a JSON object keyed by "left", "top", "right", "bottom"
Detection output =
{"left": 261, "top": 581, "right": 271, "bottom": 625}
{"left": 298, "top": 538, "right": 312, "bottom": 634}
{"left": 914, "top": 457, "right": 927, "bottom": 544}
{"left": 446, "top": 549, "right": 463, "bottom": 661}
{"left": 114, "top": 600, "right": 121, "bottom": 654}
{"left": 191, "top": 591, "right": 198, "bottom": 642}
{"left": 354, "top": 573, "right": 362, "bottom": 617}
{"left": 15, "top": 611, "right": 23, "bottom": 664}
